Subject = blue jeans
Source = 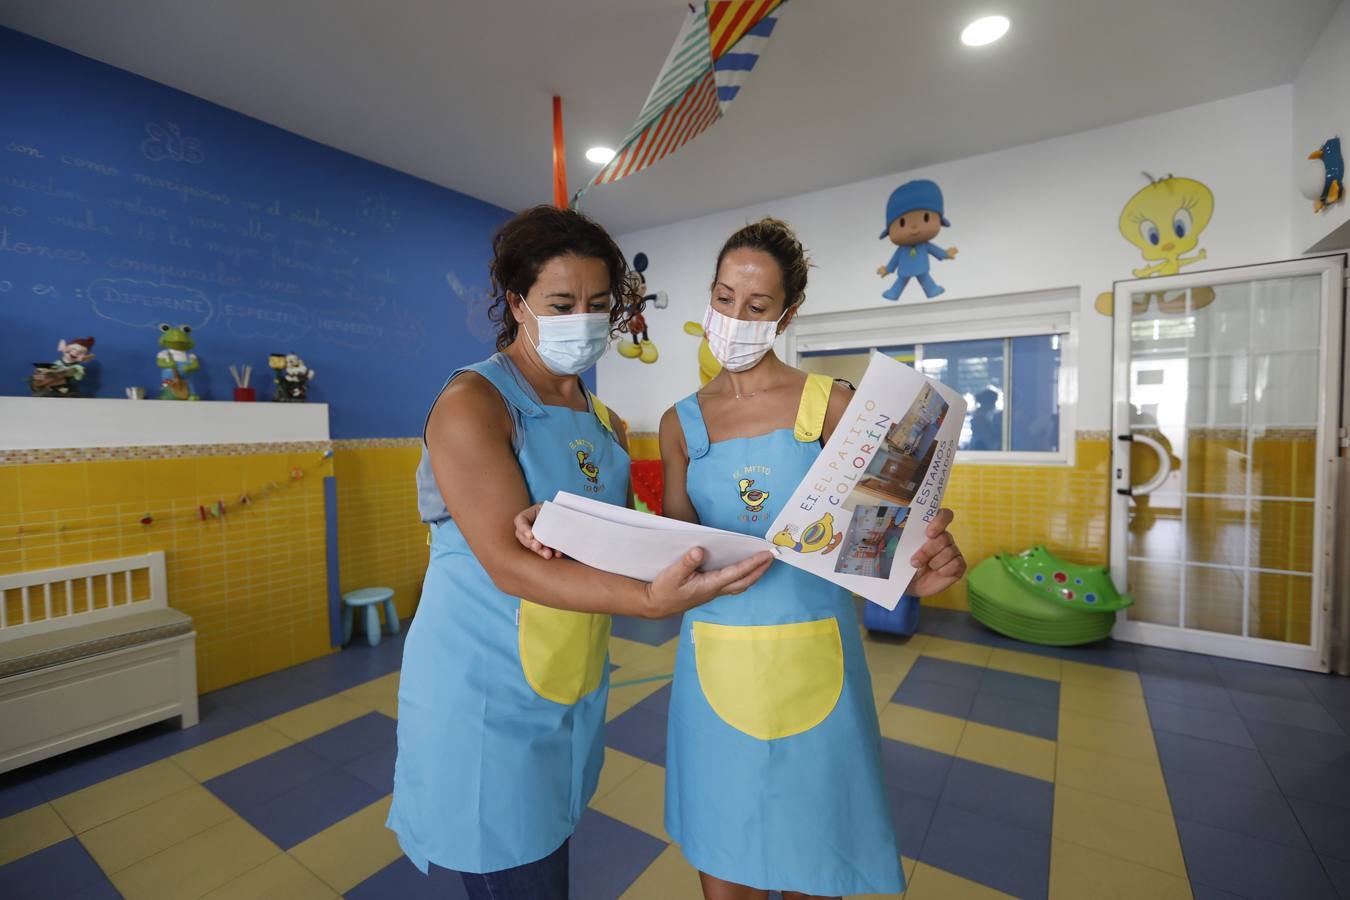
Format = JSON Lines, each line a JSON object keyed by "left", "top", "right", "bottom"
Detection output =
{"left": 460, "top": 839, "right": 569, "bottom": 900}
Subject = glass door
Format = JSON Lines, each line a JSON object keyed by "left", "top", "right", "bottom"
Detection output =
{"left": 1110, "top": 257, "right": 1343, "bottom": 670}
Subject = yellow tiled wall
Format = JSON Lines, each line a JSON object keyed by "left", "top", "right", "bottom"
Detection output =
{"left": 927, "top": 438, "right": 1111, "bottom": 610}
{"left": 0, "top": 451, "right": 333, "bottom": 692}
{"left": 333, "top": 444, "right": 428, "bottom": 622}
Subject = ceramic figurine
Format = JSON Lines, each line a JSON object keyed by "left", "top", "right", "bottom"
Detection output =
{"left": 272, "top": 352, "right": 315, "bottom": 402}
{"left": 156, "top": 324, "right": 199, "bottom": 400}
{"left": 28, "top": 336, "right": 95, "bottom": 397}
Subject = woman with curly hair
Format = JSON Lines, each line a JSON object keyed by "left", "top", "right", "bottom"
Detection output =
{"left": 388, "top": 205, "right": 772, "bottom": 899}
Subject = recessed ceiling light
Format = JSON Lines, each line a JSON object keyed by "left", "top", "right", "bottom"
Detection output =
{"left": 961, "top": 15, "right": 1009, "bottom": 47}
{"left": 585, "top": 146, "right": 616, "bottom": 164}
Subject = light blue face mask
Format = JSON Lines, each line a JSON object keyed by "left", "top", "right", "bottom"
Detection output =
{"left": 520, "top": 297, "right": 612, "bottom": 375}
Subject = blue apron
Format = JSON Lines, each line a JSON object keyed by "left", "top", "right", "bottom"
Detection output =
{"left": 665, "top": 374, "right": 904, "bottom": 895}
{"left": 388, "top": 353, "right": 630, "bottom": 874}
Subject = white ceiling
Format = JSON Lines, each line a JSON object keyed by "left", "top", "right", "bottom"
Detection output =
{"left": 2, "top": 0, "right": 1339, "bottom": 233}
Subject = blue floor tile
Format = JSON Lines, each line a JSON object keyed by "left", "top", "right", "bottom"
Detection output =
{"left": 603, "top": 705, "right": 667, "bottom": 767}
{"left": 938, "top": 758, "right": 1053, "bottom": 834}
{"left": 611, "top": 615, "right": 682, "bottom": 647}
{"left": 1210, "top": 658, "right": 1315, "bottom": 702}
{"left": 303, "top": 712, "right": 397, "bottom": 765}
{"left": 906, "top": 655, "right": 985, "bottom": 690}
{"left": 67, "top": 877, "right": 123, "bottom": 899}
{"left": 347, "top": 857, "right": 470, "bottom": 899}
{"left": 1058, "top": 640, "right": 1138, "bottom": 671}
{"left": 344, "top": 742, "right": 398, "bottom": 794}
{"left": 1318, "top": 853, "right": 1350, "bottom": 899}
{"left": 1230, "top": 689, "right": 1346, "bottom": 736}
{"left": 1163, "top": 766, "right": 1308, "bottom": 850}
{"left": 1243, "top": 718, "right": 1350, "bottom": 765}
{"left": 885, "top": 785, "right": 938, "bottom": 858}
{"left": 920, "top": 803, "right": 1050, "bottom": 900}
{"left": 0, "top": 780, "right": 46, "bottom": 820}
{"left": 633, "top": 683, "right": 672, "bottom": 718}
{"left": 977, "top": 668, "right": 1059, "bottom": 708}
{"left": 1140, "top": 672, "right": 1237, "bottom": 713}
{"left": 570, "top": 809, "right": 667, "bottom": 900}
{"left": 967, "top": 692, "right": 1058, "bottom": 740}
{"left": 1288, "top": 797, "right": 1350, "bottom": 862}
{"left": 1154, "top": 731, "right": 1280, "bottom": 793}
{"left": 1190, "top": 885, "right": 1249, "bottom": 900}
{"left": 0, "top": 838, "right": 107, "bottom": 900}
{"left": 1265, "top": 753, "right": 1350, "bottom": 809}
{"left": 893, "top": 676, "right": 975, "bottom": 719}
{"left": 1133, "top": 645, "right": 1222, "bottom": 682}
{"left": 1178, "top": 819, "right": 1337, "bottom": 900}
{"left": 239, "top": 769, "right": 382, "bottom": 848}
{"left": 206, "top": 743, "right": 333, "bottom": 812}
{"left": 1146, "top": 698, "right": 1255, "bottom": 748}
{"left": 878, "top": 738, "right": 953, "bottom": 800}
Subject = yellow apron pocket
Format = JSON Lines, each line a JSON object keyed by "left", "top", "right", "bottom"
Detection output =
{"left": 692, "top": 617, "right": 844, "bottom": 741}
{"left": 518, "top": 600, "right": 611, "bottom": 705}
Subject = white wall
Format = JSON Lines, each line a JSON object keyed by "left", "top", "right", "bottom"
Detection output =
{"left": 600, "top": 87, "right": 1295, "bottom": 434}
{"left": 1293, "top": 0, "right": 1350, "bottom": 253}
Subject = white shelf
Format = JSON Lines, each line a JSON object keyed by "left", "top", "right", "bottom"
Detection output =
{"left": 0, "top": 397, "right": 330, "bottom": 450}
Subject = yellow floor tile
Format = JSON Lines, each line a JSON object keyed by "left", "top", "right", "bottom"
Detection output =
{"left": 1049, "top": 838, "right": 1191, "bottom": 900}
{"left": 0, "top": 803, "right": 71, "bottom": 866}
{"left": 265, "top": 694, "right": 368, "bottom": 742}
{"left": 52, "top": 760, "right": 196, "bottom": 834}
{"left": 606, "top": 677, "right": 670, "bottom": 721}
{"left": 921, "top": 636, "right": 992, "bottom": 668}
{"left": 1058, "top": 681, "right": 1151, "bottom": 726}
{"left": 173, "top": 722, "right": 295, "bottom": 782}
{"left": 1058, "top": 709, "right": 1159, "bottom": 764}
{"left": 1053, "top": 786, "right": 1187, "bottom": 877}
{"left": 341, "top": 672, "right": 399, "bottom": 712}
{"left": 290, "top": 796, "right": 402, "bottom": 893}
{"left": 589, "top": 760, "right": 667, "bottom": 841}
{"left": 593, "top": 748, "right": 647, "bottom": 803}
{"left": 202, "top": 851, "right": 339, "bottom": 899}
{"left": 1054, "top": 744, "right": 1171, "bottom": 815}
{"left": 957, "top": 721, "right": 1056, "bottom": 783}
{"left": 79, "top": 785, "right": 235, "bottom": 874}
{"left": 110, "top": 817, "right": 279, "bottom": 900}
{"left": 879, "top": 704, "right": 966, "bottom": 756}
{"left": 905, "top": 861, "right": 1016, "bottom": 899}
{"left": 987, "top": 648, "right": 1062, "bottom": 682}
{"left": 1060, "top": 661, "right": 1143, "bottom": 697}
{"left": 608, "top": 636, "right": 656, "bottom": 668}
{"left": 619, "top": 843, "right": 704, "bottom": 899}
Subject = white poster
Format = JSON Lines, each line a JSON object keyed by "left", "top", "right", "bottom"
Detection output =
{"left": 532, "top": 353, "right": 966, "bottom": 609}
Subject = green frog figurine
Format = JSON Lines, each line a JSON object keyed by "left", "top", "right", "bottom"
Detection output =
{"left": 156, "top": 324, "right": 200, "bottom": 400}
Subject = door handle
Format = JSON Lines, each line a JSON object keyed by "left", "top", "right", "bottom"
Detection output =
{"left": 1116, "top": 432, "right": 1173, "bottom": 497}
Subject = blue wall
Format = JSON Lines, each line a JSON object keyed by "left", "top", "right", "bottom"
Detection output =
{"left": 0, "top": 28, "right": 513, "bottom": 438}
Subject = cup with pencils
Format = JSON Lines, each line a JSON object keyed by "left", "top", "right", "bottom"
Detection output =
{"left": 230, "top": 365, "right": 255, "bottom": 402}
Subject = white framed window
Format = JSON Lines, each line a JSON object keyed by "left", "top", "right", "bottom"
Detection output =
{"left": 783, "top": 288, "right": 1079, "bottom": 465}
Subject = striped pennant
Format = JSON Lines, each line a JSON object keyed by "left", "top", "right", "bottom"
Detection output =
{"left": 576, "top": 1, "right": 785, "bottom": 202}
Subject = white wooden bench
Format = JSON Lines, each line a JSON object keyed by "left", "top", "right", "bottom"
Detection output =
{"left": 0, "top": 551, "right": 198, "bottom": 774}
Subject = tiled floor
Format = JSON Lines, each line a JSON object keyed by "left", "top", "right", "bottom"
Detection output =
{"left": 4, "top": 607, "right": 1350, "bottom": 899}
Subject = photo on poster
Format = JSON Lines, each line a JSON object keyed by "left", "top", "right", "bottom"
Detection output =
{"left": 833, "top": 503, "right": 910, "bottom": 579}
{"left": 844, "top": 383, "right": 950, "bottom": 509}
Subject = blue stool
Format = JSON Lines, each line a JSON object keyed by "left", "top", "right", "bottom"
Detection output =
{"left": 342, "top": 587, "right": 399, "bottom": 647}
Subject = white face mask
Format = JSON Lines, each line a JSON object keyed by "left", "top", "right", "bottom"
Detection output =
{"left": 702, "top": 303, "right": 792, "bottom": 373}
{"left": 520, "top": 296, "right": 612, "bottom": 375}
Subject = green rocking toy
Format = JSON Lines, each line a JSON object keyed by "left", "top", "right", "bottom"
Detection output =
{"left": 967, "top": 547, "right": 1132, "bottom": 646}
